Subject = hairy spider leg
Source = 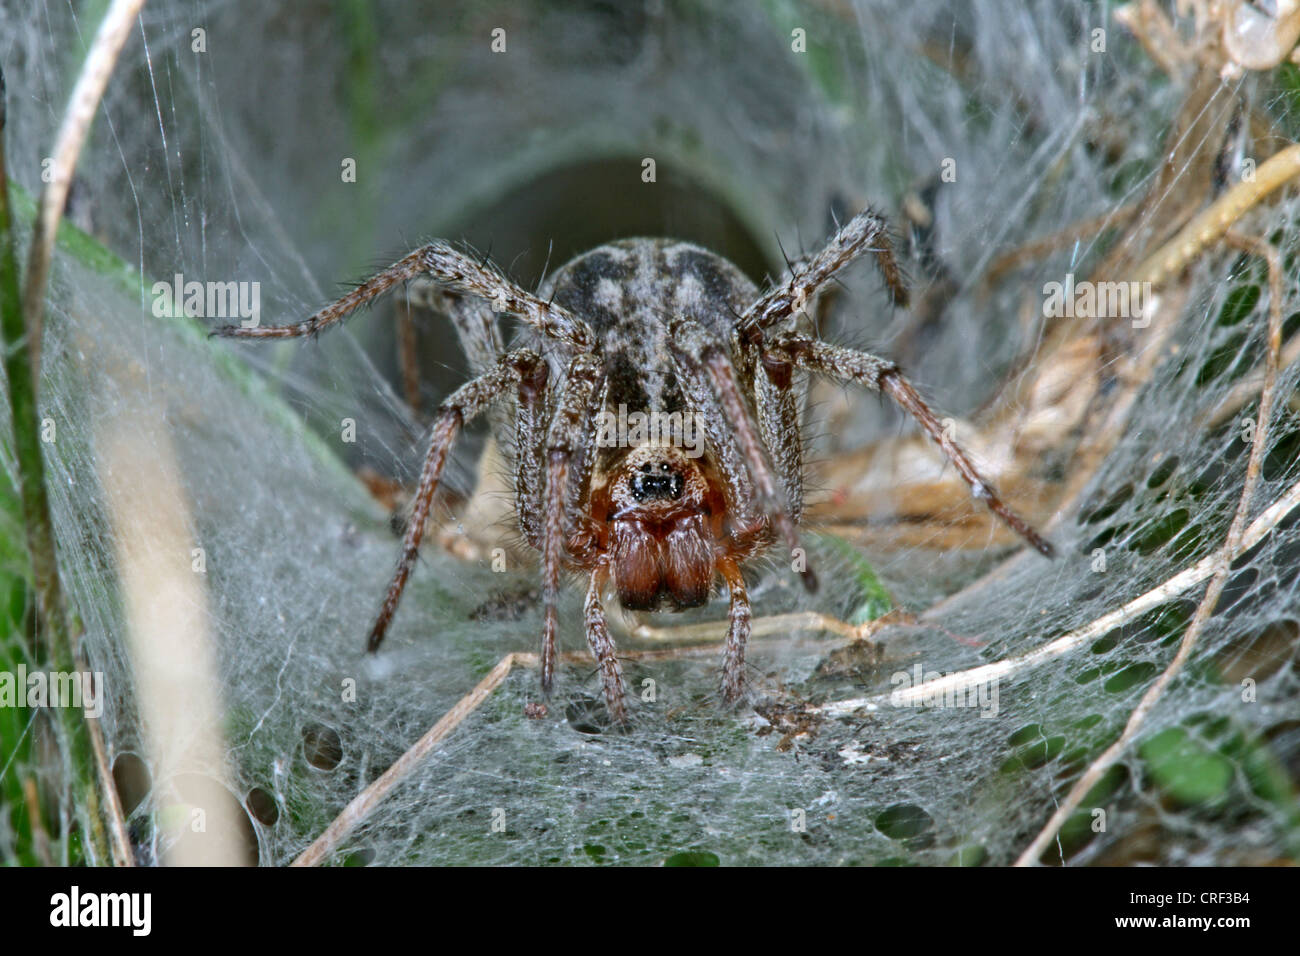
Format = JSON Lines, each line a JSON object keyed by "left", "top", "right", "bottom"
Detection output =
{"left": 751, "top": 342, "right": 805, "bottom": 522}
{"left": 365, "top": 350, "right": 549, "bottom": 652}
{"left": 211, "top": 241, "right": 595, "bottom": 350}
{"left": 771, "top": 335, "right": 1055, "bottom": 557}
{"left": 584, "top": 559, "right": 627, "bottom": 722}
{"left": 397, "top": 280, "right": 508, "bottom": 415}
{"left": 740, "top": 207, "right": 908, "bottom": 336}
{"left": 717, "top": 556, "right": 752, "bottom": 702}
{"left": 540, "top": 353, "right": 603, "bottom": 698}
{"left": 668, "top": 317, "right": 817, "bottom": 592}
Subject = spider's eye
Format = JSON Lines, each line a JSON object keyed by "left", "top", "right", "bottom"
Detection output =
{"left": 630, "top": 463, "right": 685, "bottom": 502}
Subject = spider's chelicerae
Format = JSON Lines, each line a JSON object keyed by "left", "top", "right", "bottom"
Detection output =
{"left": 215, "top": 208, "right": 1053, "bottom": 722}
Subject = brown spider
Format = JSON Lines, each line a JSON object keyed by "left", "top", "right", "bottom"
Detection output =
{"left": 213, "top": 208, "right": 1053, "bottom": 722}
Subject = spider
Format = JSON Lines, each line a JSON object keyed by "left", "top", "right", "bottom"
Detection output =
{"left": 214, "top": 208, "right": 1054, "bottom": 722}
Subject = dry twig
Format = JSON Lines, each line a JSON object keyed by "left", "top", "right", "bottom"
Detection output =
{"left": 80, "top": 659, "right": 134, "bottom": 867}
{"left": 20, "top": 0, "right": 146, "bottom": 371}
{"left": 292, "top": 652, "right": 531, "bottom": 867}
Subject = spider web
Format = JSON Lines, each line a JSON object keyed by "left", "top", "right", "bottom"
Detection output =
{"left": 1, "top": 0, "right": 1298, "bottom": 866}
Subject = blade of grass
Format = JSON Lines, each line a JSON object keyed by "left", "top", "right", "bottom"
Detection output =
{"left": 0, "top": 23, "right": 129, "bottom": 861}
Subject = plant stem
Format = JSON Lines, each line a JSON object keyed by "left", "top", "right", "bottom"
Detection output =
{"left": 0, "top": 67, "right": 110, "bottom": 866}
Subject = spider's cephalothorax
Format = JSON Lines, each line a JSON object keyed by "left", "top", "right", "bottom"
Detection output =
{"left": 214, "top": 209, "right": 1054, "bottom": 723}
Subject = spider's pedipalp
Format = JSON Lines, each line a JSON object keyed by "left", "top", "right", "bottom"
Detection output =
{"left": 771, "top": 335, "right": 1055, "bottom": 558}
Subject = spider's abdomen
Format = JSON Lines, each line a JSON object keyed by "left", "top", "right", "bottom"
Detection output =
{"left": 540, "top": 238, "right": 758, "bottom": 415}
